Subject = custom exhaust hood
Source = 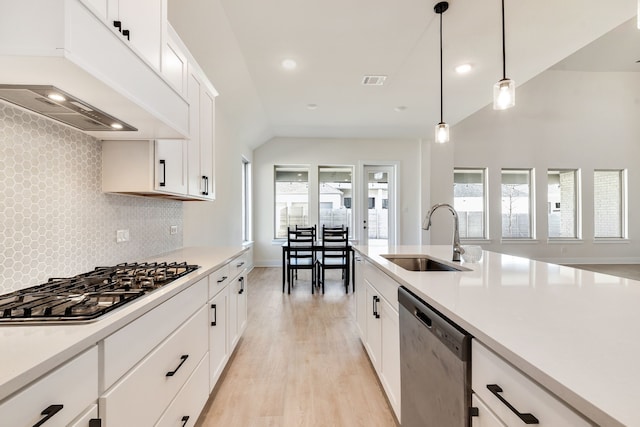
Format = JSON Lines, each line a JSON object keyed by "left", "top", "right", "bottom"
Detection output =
{"left": 0, "top": 85, "right": 136, "bottom": 132}
{"left": 0, "top": 0, "right": 189, "bottom": 140}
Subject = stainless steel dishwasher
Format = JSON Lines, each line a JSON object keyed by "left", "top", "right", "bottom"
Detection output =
{"left": 399, "top": 286, "right": 473, "bottom": 426}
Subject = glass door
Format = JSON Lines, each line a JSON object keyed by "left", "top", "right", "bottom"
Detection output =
{"left": 362, "top": 165, "right": 395, "bottom": 246}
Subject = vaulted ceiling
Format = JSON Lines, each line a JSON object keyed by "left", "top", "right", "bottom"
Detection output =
{"left": 168, "top": 0, "right": 638, "bottom": 147}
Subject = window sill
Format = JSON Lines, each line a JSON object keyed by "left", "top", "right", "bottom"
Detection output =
{"left": 547, "top": 238, "right": 583, "bottom": 244}
{"left": 461, "top": 239, "right": 492, "bottom": 245}
{"left": 499, "top": 239, "right": 540, "bottom": 244}
{"left": 272, "top": 239, "right": 287, "bottom": 245}
{"left": 593, "top": 238, "right": 631, "bottom": 244}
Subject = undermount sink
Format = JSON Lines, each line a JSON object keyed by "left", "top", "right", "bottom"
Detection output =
{"left": 381, "top": 255, "right": 470, "bottom": 272}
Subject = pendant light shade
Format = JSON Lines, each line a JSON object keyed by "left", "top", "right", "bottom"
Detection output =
{"left": 434, "top": 2, "right": 449, "bottom": 144}
{"left": 493, "top": 0, "right": 515, "bottom": 110}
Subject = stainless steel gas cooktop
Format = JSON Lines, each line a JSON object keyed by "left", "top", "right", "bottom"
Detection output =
{"left": 0, "top": 262, "right": 199, "bottom": 324}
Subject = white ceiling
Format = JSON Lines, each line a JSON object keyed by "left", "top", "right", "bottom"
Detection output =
{"left": 168, "top": 0, "right": 638, "bottom": 146}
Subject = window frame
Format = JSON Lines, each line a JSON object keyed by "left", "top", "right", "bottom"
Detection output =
{"left": 593, "top": 169, "right": 627, "bottom": 239}
{"left": 274, "top": 165, "right": 310, "bottom": 239}
{"left": 547, "top": 169, "right": 580, "bottom": 240}
{"left": 241, "top": 157, "right": 252, "bottom": 242}
{"left": 501, "top": 168, "right": 535, "bottom": 239}
{"left": 453, "top": 167, "right": 488, "bottom": 240}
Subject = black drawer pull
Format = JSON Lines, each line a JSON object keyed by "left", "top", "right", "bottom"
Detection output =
{"left": 122, "top": 29, "right": 130, "bottom": 41}
{"left": 372, "top": 295, "right": 380, "bottom": 319}
{"left": 181, "top": 415, "right": 190, "bottom": 427}
{"left": 236, "top": 261, "right": 245, "bottom": 268}
{"left": 159, "top": 159, "right": 166, "bottom": 187}
{"left": 166, "top": 354, "right": 189, "bottom": 377}
{"left": 217, "top": 275, "right": 228, "bottom": 283}
{"left": 238, "top": 276, "right": 245, "bottom": 294}
{"left": 33, "top": 404, "right": 63, "bottom": 427}
{"left": 211, "top": 303, "right": 217, "bottom": 326}
{"left": 113, "top": 21, "right": 121, "bottom": 32}
{"left": 487, "top": 384, "right": 539, "bottom": 424}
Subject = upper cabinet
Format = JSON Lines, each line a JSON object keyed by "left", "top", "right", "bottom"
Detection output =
{"left": 187, "top": 70, "right": 216, "bottom": 200}
{"left": 0, "top": 0, "right": 188, "bottom": 140}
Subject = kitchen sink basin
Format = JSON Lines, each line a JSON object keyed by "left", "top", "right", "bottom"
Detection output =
{"left": 381, "top": 255, "right": 470, "bottom": 272}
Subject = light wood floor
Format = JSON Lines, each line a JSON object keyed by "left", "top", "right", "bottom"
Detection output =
{"left": 195, "top": 267, "right": 398, "bottom": 427}
{"left": 568, "top": 264, "right": 640, "bottom": 281}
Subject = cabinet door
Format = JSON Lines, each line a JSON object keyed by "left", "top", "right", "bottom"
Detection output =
{"left": 228, "top": 275, "right": 239, "bottom": 352}
{"left": 162, "top": 28, "right": 188, "bottom": 95}
{"left": 364, "top": 280, "right": 382, "bottom": 371}
{"left": 108, "top": 0, "right": 163, "bottom": 70}
{"left": 79, "top": 0, "right": 108, "bottom": 21}
{"left": 209, "top": 288, "right": 228, "bottom": 391}
{"left": 236, "top": 273, "right": 248, "bottom": 334}
{"left": 354, "top": 256, "right": 367, "bottom": 339}
{"left": 380, "top": 296, "right": 401, "bottom": 420}
{"left": 155, "top": 140, "right": 187, "bottom": 194}
{"left": 199, "top": 88, "right": 215, "bottom": 200}
{"left": 187, "top": 71, "right": 202, "bottom": 197}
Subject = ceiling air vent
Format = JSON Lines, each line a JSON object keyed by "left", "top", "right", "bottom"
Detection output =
{"left": 362, "top": 75, "right": 387, "bottom": 86}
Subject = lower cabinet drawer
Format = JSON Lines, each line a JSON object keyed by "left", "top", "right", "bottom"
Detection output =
{"left": 472, "top": 394, "right": 506, "bottom": 427}
{"left": 472, "top": 340, "right": 592, "bottom": 426}
{"left": 100, "top": 306, "right": 208, "bottom": 427}
{"left": 208, "top": 263, "right": 231, "bottom": 298}
{"left": 68, "top": 404, "right": 99, "bottom": 427}
{"left": 229, "top": 251, "right": 248, "bottom": 279}
{"left": 0, "top": 346, "right": 98, "bottom": 427}
{"left": 155, "top": 353, "right": 210, "bottom": 427}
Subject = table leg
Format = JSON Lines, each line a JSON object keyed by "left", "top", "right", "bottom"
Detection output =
{"left": 282, "top": 246, "right": 286, "bottom": 293}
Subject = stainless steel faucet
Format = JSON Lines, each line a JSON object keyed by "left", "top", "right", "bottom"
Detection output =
{"left": 423, "top": 203, "right": 465, "bottom": 262}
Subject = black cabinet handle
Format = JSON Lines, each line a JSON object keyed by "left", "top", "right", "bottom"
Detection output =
{"left": 33, "top": 404, "right": 63, "bottom": 427}
{"left": 372, "top": 296, "right": 380, "bottom": 319}
{"left": 236, "top": 261, "right": 245, "bottom": 268}
{"left": 122, "top": 29, "right": 130, "bottom": 41}
{"left": 487, "top": 384, "right": 539, "bottom": 424}
{"left": 211, "top": 303, "right": 217, "bottom": 326}
{"left": 201, "top": 175, "right": 208, "bottom": 195}
{"left": 166, "top": 355, "right": 189, "bottom": 377}
{"left": 113, "top": 21, "right": 122, "bottom": 32}
{"left": 238, "top": 276, "right": 244, "bottom": 294}
{"left": 89, "top": 419, "right": 102, "bottom": 427}
{"left": 159, "top": 159, "right": 166, "bottom": 187}
{"left": 181, "top": 415, "right": 190, "bottom": 427}
{"left": 216, "top": 275, "right": 228, "bottom": 283}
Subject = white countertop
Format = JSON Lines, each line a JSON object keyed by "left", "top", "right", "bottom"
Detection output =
{"left": 0, "top": 246, "right": 247, "bottom": 402}
{"left": 354, "top": 245, "right": 639, "bottom": 427}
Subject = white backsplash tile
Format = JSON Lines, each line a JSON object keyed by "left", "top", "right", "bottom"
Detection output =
{"left": 0, "top": 103, "right": 183, "bottom": 293}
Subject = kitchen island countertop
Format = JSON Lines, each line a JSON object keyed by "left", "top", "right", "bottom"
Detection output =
{"left": 0, "top": 246, "right": 248, "bottom": 402}
{"left": 355, "top": 244, "right": 640, "bottom": 427}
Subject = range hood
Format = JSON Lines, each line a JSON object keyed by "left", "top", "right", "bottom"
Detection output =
{"left": 0, "top": 85, "right": 136, "bottom": 132}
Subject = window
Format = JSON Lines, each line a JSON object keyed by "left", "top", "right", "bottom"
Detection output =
{"left": 274, "top": 166, "right": 309, "bottom": 239}
{"left": 547, "top": 169, "right": 578, "bottom": 239}
{"left": 501, "top": 169, "right": 533, "bottom": 238}
{"left": 368, "top": 197, "right": 375, "bottom": 209}
{"left": 454, "top": 168, "right": 486, "bottom": 239}
{"left": 242, "top": 158, "right": 252, "bottom": 242}
{"left": 319, "top": 166, "right": 353, "bottom": 234}
{"left": 594, "top": 169, "right": 626, "bottom": 238}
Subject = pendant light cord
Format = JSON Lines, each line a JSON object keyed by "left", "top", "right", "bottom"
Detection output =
{"left": 439, "top": 11, "right": 443, "bottom": 123}
{"left": 501, "top": 0, "right": 506, "bottom": 80}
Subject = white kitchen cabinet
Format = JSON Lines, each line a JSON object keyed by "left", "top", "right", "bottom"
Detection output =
{"left": 102, "top": 278, "right": 207, "bottom": 390}
{"left": 0, "top": 0, "right": 189, "bottom": 139}
{"left": 0, "top": 346, "right": 98, "bottom": 427}
{"left": 472, "top": 394, "right": 506, "bottom": 427}
{"left": 472, "top": 340, "right": 592, "bottom": 426}
{"left": 162, "top": 24, "right": 188, "bottom": 96}
{"left": 105, "top": 0, "right": 165, "bottom": 71}
{"left": 102, "top": 139, "right": 195, "bottom": 200}
{"left": 100, "top": 306, "right": 208, "bottom": 427}
{"left": 155, "top": 355, "right": 209, "bottom": 427}
{"left": 356, "top": 256, "right": 401, "bottom": 422}
{"left": 209, "top": 286, "right": 228, "bottom": 391}
{"left": 186, "top": 69, "right": 216, "bottom": 200}
{"left": 354, "top": 255, "right": 367, "bottom": 339}
{"left": 68, "top": 404, "right": 99, "bottom": 427}
{"left": 228, "top": 272, "right": 248, "bottom": 351}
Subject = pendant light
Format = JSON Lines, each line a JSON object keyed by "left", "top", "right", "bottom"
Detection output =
{"left": 434, "top": 1, "right": 449, "bottom": 144}
{"left": 493, "top": 0, "right": 515, "bottom": 110}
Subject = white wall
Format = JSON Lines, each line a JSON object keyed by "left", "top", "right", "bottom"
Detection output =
{"left": 442, "top": 70, "right": 640, "bottom": 263}
{"left": 253, "top": 137, "right": 424, "bottom": 266}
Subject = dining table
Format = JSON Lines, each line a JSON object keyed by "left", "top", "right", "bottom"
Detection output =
{"left": 281, "top": 240, "right": 355, "bottom": 293}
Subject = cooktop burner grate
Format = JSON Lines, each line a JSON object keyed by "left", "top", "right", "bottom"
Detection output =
{"left": 0, "top": 262, "right": 199, "bottom": 324}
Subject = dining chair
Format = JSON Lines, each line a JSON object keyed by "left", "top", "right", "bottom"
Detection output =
{"left": 316, "top": 225, "right": 349, "bottom": 294}
{"left": 286, "top": 226, "right": 317, "bottom": 294}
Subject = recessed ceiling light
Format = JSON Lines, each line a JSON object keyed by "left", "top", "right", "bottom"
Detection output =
{"left": 111, "top": 123, "right": 124, "bottom": 130}
{"left": 282, "top": 59, "right": 297, "bottom": 70}
{"left": 455, "top": 63, "right": 473, "bottom": 74}
{"left": 47, "top": 93, "right": 66, "bottom": 102}
{"left": 394, "top": 106, "right": 407, "bottom": 112}
{"left": 307, "top": 103, "right": 318, "bottom": 110}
